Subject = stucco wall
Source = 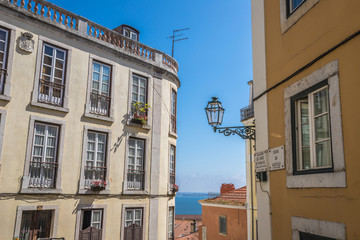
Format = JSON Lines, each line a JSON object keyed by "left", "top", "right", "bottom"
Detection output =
{"left": 200, "top": 205, "right": 247, "bottom": 240}
{"left": 0, "top": 4, "right": 178, "bottom": 240}
{"left": 262, "top": 0, "right": 360, "bottom": 239}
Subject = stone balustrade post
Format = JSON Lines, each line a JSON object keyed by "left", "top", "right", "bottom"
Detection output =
{"left": 78, "top": 19, "right": 88, "bottom": 36}
{"left": 154, "top": 52, "right": 162, "bottom": 65}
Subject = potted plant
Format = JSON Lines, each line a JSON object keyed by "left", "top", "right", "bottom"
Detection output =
{"left": 90, "top": 180, "right": 107, "bottom": 191}
{"left": 172, "top": 184, "right": 179, "bottom": 193}
{"left": 131, "top": 102, "right": 150, "bottom": 125}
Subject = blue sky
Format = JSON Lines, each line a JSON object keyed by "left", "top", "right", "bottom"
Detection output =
{"left": 53, "top": 0, "right": 253, "bottom": 193}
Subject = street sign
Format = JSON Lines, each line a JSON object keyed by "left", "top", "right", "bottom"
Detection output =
{"left": 254, "top": 150, "right": 267, "bottom": 172}
{"left": 268, "top": 146, "right": 285, "bottom": 171}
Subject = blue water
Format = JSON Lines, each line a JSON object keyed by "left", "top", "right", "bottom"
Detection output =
{"left": 175, "top": 193, "right": 210, "bottom": 215}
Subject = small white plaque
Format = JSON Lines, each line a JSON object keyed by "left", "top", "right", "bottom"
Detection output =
{"left": 268, "top": 146, "right": 285, "bottom": 171}
{"left": 255, "top": 150, "right": 267, "bottom": 172}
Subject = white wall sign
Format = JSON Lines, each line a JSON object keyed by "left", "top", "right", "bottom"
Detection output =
{"left": 254, "top": 150, "right": 267, "bottom": 172}
{"left": 268, "top": 145, "right": 284, "bottom": 171}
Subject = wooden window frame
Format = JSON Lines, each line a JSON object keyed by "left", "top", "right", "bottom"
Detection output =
{"left": 127, "top": 70, "right": 153, "bottom": 128}
{"left": 125, "top": 137, "right": 145, "bottom": 191}
{"left": 85, "top": 55, "right": 115, "bottom": 122}
{"left": 170, "top": 89, "right": 177, "bottom": 134}
{"left": 75, "top": 204, "right": 107, "bottom": 240}
{"left": 284, "top": 60, "right": 345, "bottom": 188}
{"left": 21, "top": 116, "right": 66, "bottom": 194}
{"left": 79, "top": 126, "right": 111, "bottom": 194}
{"left": 219, "top": 215, "right": 227, "bottom": 235}
{"left": 291, "top": 81, "right": 333, "bottom": 175}
{"left": 31, "top": 36, "right": 71, "bottom": 112}
{"left": 0, "top": 21, "right": 16, "bottom": 101}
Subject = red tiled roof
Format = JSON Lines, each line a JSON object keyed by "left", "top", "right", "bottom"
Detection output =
{"left": 199, "top": 186, "right": 246, "bottom": 206}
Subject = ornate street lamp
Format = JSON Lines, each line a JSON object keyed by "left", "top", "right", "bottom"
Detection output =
{"left": 205, "top": 97, "right": 255, "bottom": 140}
{"left": 205, "top": 96, "right": 256, "bottom": 240}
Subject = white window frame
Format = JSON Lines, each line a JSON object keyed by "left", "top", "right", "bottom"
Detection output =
{"left": 75, "top": 204, "right": 107, "bottom": 240}
{"left": 126, "top": 137, "right": 145, "bottom": 191}
{"left": 291, "top": 216, "right": 346, "bottom": 240}
{"left": 125, "top": 208, "right": 143, "bottom": 227}
{"left": 0, "top": 21, "right": 16, "bottom": 101}
{"left": 168, "top": 144, "right": 176, "bottom": 192}
{"left": 123, "top": 134, "right": 150, "bottom": 195}
{"left": 38, "top": 43, "right": 67, "bottom": 106}
{"left": 85, "top": 54, "right": 115, "bottom": 122}
{"left": 284, "top": 60, "right": 345, "bottom": 188}
{"left": 79, "top": 126, "right": 111, "bottom": 194}
{"left": 169, "top": 88, "right": 177, "bottom": 135}
{"left": 295, "top": 85, "right": 332, "bottom": 171}
{"left": 121, "top": 203, "right": 147, "bottom": 240}
{"left": 280, "top": 0, "right": 319, "bottom": 33}
{"left": 28, "top": 122, "right": 59, "bottom": 188}
{"left": 168, "top": 207, "right": 175, "bottom": 240}
{"left": 21, "top": 116, "right": 65, "bottom": 194}
{"left": 127, "top": 70, "right": 153, "bottom": 128}
{"left": 14, "top": 205, "right": 59, "bottom": 239}
{"left": 31, "top": 36, "right": 71, "bottom": 112}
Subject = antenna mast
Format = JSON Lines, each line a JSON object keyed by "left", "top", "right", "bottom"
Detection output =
{"left": 168, "top": 28, "right": 190, "bottom": 57}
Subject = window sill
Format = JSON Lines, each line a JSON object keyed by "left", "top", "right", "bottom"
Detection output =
{"left": 78, "top": 188, "right": 110, "bottom": 195}
{"left": 84, "top": 112, "right": 114, "bottom": 123}
{"left": 287, "top": 170, "right": 346, "bottom": 188}
{"left": 123, "top": 189, "right": 148, "bottom": 195}
{"left": 31, "top": 101, "right": 69, "bottom": 113}
{"left": 168, "top": 131, "right": 177, "bottom": 139}
{"left": 0, "top": 95, "right": 11, "bottom": 102}
{"left": 20, "top": 188, "right": 62, "bottom": 194}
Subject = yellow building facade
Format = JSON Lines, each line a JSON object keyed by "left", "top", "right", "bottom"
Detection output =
{"left": 0, "top": 1, "right": 179, "bottom": 239}
{"left": 252, "top": 0, "right": 360, "bottom": 239}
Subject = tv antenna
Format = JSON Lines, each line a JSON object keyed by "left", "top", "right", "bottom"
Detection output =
{"left": 168, "top": 28, "right": 190, "bottom": 57}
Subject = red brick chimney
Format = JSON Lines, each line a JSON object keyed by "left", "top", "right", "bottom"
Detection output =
{"left": 220, "top": 183, "right": 235, "bottom": 195}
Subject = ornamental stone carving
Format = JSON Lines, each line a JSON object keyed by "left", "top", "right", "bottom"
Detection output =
{"left": 19, "top": 32, "right": 34, "bottom": 53}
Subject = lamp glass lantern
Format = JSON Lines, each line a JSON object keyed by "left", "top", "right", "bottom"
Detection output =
{"left": 205, "top": 97, "right": 225, "bottom": 127}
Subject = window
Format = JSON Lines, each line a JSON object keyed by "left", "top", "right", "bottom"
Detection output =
{"left": 123, "top": 28, "right": 138, "bottom": 41}
{"left": 38, "top": 43, "right": 67, "bottom": 106}
{"left": 169, "top": 145, "right": 176, "bottom": 189}
{"left": 0, "top": 27, "right": 9, "bottom": 94}
{"left": 124, "top": 208, "right": 143, "bottom": 240}
{"left": 168, "top": 207, "right": 174, "bottom": 240}
{"left": 287, "top": 0, "right": 306, "bottom": 15}
{"left": 170, "top": 89, "right": 177, "bottom": 133}
{"left": 219, "top": 215, "right": 227, "bottom": 235}
{"left": 127, "top": 138, "right": 145, "bottom": 190}
{"left": 292, "top": 83, "right": 332, "bottom": 173}
{"left": 130, "top": 74, "right": 148, "bottom": 124}
{"left": 291, "top": 216, "right": 346, "bottom": 240}
{"left": 299, "top": 232, "right": 335, "bottom": 240}
{"left": 79, "top": 209, "right": 103, "bottom": 240}
{"left": 84, "top": 131, "right": 107, "bottom": 189}
{"left": 29, "top": 123, "right": 59, "bottom": 188}
{"left": 90, "top": 61, "right": 111, "bottom": 116}
{"left": 284, "top": 60, "right": 345, "bottom": 188}
{"left": 19, "top": 210, "right": 53, "bottom": 240}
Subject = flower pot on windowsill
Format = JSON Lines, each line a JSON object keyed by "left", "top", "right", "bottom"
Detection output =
{"left": 91, "top": 186, "right": 105, "bottom": 191}
{"left": 130, "top": 118, "right": 146, "bottom": 125}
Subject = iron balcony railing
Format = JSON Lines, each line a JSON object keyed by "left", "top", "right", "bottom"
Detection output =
{"left": 127, "top": 169, "right": 145, "bottom": 190}
{"left": 90, "top": 92, "right": 111, "bottom": 116}
{"left": 240, "top": 105, "right": 254, "bottom": 122}
{"left": 29, "top": 161, "right": 57, "bottom": 188}
{"left": 84, "top": 165, "right": 106, "bottom": 189}
{"left": 38, "top": 79, "right": 65, "bottom": 106}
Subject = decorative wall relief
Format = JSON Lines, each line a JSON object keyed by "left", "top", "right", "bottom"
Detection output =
{"left": 19, "top": 32, "right": 34, "bottom": 53}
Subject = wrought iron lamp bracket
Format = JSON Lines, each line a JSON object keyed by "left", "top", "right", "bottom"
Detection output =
{"left": 213, "top": 125, "right": 255, "bottom": 140}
